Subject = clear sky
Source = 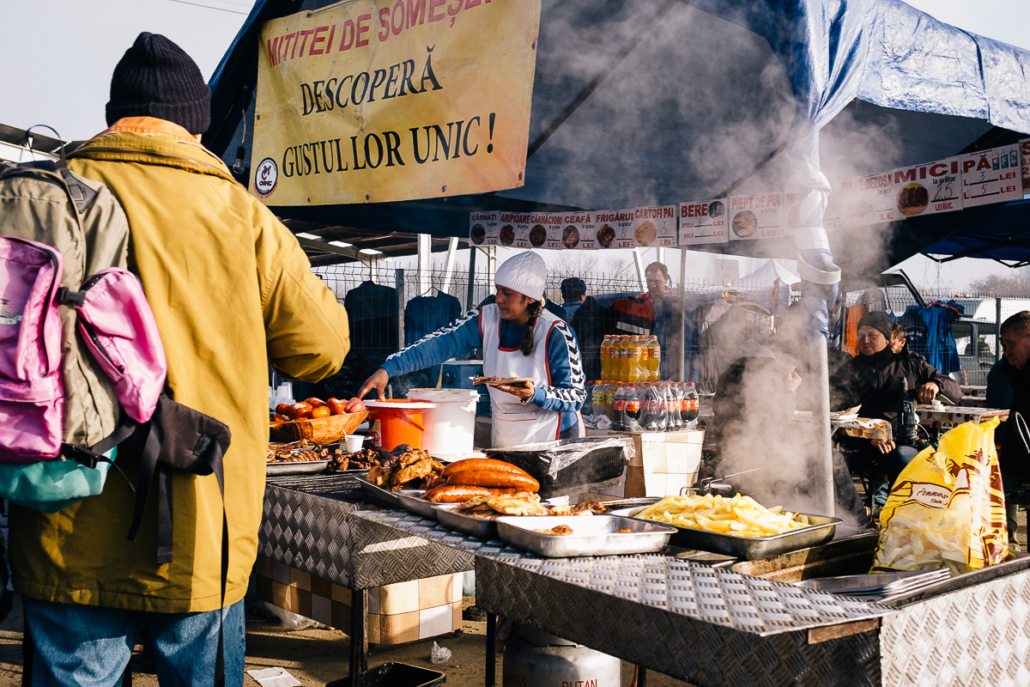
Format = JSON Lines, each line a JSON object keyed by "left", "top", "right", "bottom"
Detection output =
{"left": 1, "top": 0, "right": 1028, "bottom": 291}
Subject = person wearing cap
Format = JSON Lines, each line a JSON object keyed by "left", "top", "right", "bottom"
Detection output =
{"left": 360, "top": 252, "right": 586, "bottom": 447}
{"left": 9, "top": 33, "right": 349, "bottom": 685}
{"left": 832, "top": 311, "right": 961, "bottom": 504}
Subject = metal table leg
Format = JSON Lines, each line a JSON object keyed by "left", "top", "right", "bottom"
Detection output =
{"left": 485, "top": 612, "right": 496, "bottom": 687}
{"left": 350, "top": 589, "right": 366, "bottom": 687}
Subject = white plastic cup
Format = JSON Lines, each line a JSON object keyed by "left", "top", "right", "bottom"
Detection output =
{"left": 345, "top": 434, "right": 364, "bottom": 453}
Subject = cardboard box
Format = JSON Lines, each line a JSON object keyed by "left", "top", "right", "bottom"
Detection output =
{"left": 583, "top": 429, "right": 703, "bottom": 498}
{"left": 255, "top": 556, "right": 462, "bottom": 645}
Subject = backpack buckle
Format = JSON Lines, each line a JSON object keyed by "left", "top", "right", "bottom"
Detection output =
{"left": 61, "top": 443, "right": 103, "bottom": 469}
{"left": 57, "top": 287, "right": 86, "bottom": 307}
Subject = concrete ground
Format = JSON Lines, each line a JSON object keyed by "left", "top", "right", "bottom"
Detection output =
{"left": 0, "top": 595, "right": 692, "bottom": 686}
{"left": 0, "top": 507, "right": 1023, "bottom": 687}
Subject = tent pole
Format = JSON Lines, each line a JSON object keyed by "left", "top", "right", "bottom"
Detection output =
{"left": 466, "top": 247, "right": 478, "bottom": 311}
{"left": 441, "top": 237, "right": 459, "bottom": 293}
{"left": 633, "top": 249, "right": 646, "bottom": 291}
{"left": 396, "top": 268, "right": 406, "bottom": 347}
{"left": 678, "top": 248, "right": 688, "bottom": 382}
{"left": 417, "top": 233, "right": 431, "bottom": 294}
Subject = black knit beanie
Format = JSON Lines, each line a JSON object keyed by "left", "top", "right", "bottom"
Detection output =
{"left": 857, "top": 311, "right": 894, "bottom": 342}
{"left": 106, "top": 32, "right": 210, "bottom": 135}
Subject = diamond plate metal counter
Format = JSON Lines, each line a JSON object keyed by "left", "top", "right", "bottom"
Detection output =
{"left": 354, "top": 509, "right": 890, "bottom": 636}
{"left": 262, "top": 475, "right": 474, "bottom": 590}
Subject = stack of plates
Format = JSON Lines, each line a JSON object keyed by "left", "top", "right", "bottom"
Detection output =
{"left": 793, "top": 568, "right": 951, "bottom": 599}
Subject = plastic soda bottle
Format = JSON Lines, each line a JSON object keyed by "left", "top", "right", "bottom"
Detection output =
{"left": 616, "top": 336, "right": 629, "bottom": 382}
{"left": 624, "top": 383, "right": 644, "bottom": 432}
{"left": 642, "top": 383, "right": 666, "bottom": 432}
{"left": 665, "top": 383, "right": 682, "bottom": 431}
{"left": 590, "top": 382, "right": 605, "bottom": 417}
{"left": 682, "top": 382, "right": 699, "bottom": 428}
{"left": 628, "top": 336, "right": 644, "bottom": 382}
{"left": 645, "top": 335, "right": 661, "bottom": 381}
{"left": 602, "top": 381, "right": 616, "bottom": 421}
{"left": 612, "top": 383, "right": 627, "bottom": 431}
{"left": 600, "top": 335, "right": 613, "bottom": 381}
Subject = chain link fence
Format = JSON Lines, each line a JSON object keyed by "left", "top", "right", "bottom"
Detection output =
{"left": 305, "top": 262, "right": 799, "bottom": 398}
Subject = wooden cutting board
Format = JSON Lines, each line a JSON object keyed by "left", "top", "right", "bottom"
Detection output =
{"left": 269, "top": 411, "right": 368, "bottom": 444}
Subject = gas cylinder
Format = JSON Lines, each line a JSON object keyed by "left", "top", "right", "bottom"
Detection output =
{"left": 503, "top": 625, "right": 622, "bottom": 687}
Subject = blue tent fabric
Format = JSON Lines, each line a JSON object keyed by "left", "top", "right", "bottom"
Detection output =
{"left": 207, "top": 0, "right": 1030, "bottom": 271}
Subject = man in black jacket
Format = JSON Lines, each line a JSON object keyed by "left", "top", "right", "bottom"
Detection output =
{"left": 833, "top": 312, "right": 963, "bottom": 506}
{"left": 999, "top": 312, "right": 1030, "bottom": 548}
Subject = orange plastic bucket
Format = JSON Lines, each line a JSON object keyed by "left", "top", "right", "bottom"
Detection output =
{"left": 365, "top": 399, "right": 437, "bottom": 451}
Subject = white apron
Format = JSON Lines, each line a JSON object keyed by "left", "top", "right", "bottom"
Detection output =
{"left": 482, "top": 304, "right": 563, "bottom": 448}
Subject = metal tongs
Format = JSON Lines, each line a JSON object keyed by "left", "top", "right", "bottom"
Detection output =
{"left": 687, "top": 468, "right": 762, "bottom": 496}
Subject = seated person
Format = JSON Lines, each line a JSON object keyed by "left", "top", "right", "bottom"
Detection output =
{"left": 832, "top": 312, "right": 963, "bottom": 506}
{"left": 713, "top": 313, "right": 870, "bottom": 528}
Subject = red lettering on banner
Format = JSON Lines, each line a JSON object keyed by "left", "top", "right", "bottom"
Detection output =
{"left": 428, "top": 0, "right": 446, "bottom": 21}
{"left": 339, "top": 21, "right": 355, "bottom": 50}
{"left": 356, "top": 14, "right": 372, "bottom": 47}
{"left": 309, "top": 26, "right": 328, "bottom": 55}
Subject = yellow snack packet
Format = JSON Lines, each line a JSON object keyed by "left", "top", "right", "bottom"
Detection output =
{"left": 872, "top": 418, "right": 1010, "bottom": 576}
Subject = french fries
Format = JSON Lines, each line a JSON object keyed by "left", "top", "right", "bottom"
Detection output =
{"left": 633, "top": 494, "right": 806, "bottom": 538}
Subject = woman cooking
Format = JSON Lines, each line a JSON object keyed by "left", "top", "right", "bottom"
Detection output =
{"left": 358, "top": 252, "right": 586, "bottom": 447}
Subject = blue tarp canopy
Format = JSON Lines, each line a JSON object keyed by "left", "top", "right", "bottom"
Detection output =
{"left": 207, "top": 0, "right": 1030, "bottom": 270}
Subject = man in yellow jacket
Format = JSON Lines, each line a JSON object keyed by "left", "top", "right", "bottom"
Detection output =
{"left": 9, "top": 33, "right": 350, "bottom": 687}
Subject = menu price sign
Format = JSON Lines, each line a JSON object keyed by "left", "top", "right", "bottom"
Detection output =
{"left": 594, "top": 209, "right": 635, "bottom": 249}
{"left": 962, "top": 144, "right": 1021, "bottom": 207}
{"left": 890, "top": 158, "right": 963, "bottom": 217}
{"left": 837, "top": 173, "right": 896, "bottom": 227}
{"left": 469, "top": 211, "right": 499, "bottom": 246}
{"left": 679, "top": 200, "right": 729, "bottom": 245}
{"left": 728, "top": 193, "right": 786, "bottom": 241}
{"left": 494, "top": 212, "right": 529, "bottom": 248}
{"left": 633, "top": 206, "right": 677, "bottom": 248}
{"left": 523, "top": 212, "right": 564, "bottom": 250}
{"left": 560, "top": 212, "right": 592, "bottom": 250}
{"left": 1022, "top": 139, "right": 1030, "bottom": 195}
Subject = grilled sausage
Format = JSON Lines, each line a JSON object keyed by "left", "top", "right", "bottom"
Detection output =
{"left": 422, "top": 485, "right": 520, "bottom": 503}
{"left": 446, "top": 470, "right": 540, "bottom": 492}
{"left": 441, "top": 459, "right": 529, "bottom": 478}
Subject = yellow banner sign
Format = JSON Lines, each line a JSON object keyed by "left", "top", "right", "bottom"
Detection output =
{"left": 251, "top": 0, "right": 541, "bottom": 205}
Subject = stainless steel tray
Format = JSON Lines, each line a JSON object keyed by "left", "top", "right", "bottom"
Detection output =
{"left": 611, "top": 507, "right": 841, "bottom": 560}
{"left": 355, "top": 473, "right": 402, "bottom": 508}
{"left": 436, "top": 504, "right": 499, "bottom": 539}
{"left": 395, "top": 489, "right": 438, "bottom": 519}
{"left": 266, "top": 460, "right": 329, "bottom": 476}
{"left": 793, "top": 569, "right": 949, "bottom": 595}
{"left": 496, "top": 515, "right": 675, "bottom": 558}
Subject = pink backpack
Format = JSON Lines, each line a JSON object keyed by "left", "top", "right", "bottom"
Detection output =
{"left": 0, "top": 159, "right": 167, "bottom": 511}
{"left": 0, "top": 238, "right": 166, "bottom": 453}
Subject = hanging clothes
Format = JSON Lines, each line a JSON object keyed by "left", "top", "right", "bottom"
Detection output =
{"left": 919, "top": 301, "right": 963, "bottom": 374}
{"left": 895, "top": 301, "right": 963, "bottom": 374}
{"left": 319, "top": 281, "right": 399, "bottom": 399}
{"left": 404, "top": 293, "right": 463, "bottom": 345}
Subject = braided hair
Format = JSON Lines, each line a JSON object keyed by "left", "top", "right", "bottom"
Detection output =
{"left": 520, "top": 300, "right": 543, "bottom": 356}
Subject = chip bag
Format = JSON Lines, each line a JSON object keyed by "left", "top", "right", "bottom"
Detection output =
{"left": 872, "top": 418, "right": 1010, "bottom": 577}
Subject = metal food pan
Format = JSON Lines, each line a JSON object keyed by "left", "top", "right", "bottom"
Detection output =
{"left": 611, "top": 507, "right": 841, "bottom": 560}
{"left": 496, "top": 515, "right": 674, "bottom": 558}
{"left": 435, "top": 504, "right": 499, "bottom": 539}
{"left": 395, "top": 489, "right": 437, "bottom": 520}
{"left": 355, "top": 474, "right": 402, "bottom": 508}
{"left": 266, "top": 460, "right": 330, "bottom": 476}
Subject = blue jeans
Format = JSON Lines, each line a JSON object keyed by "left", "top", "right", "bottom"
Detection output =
{"left": 22, "top": 598, "right": 245, "bottom": 687}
